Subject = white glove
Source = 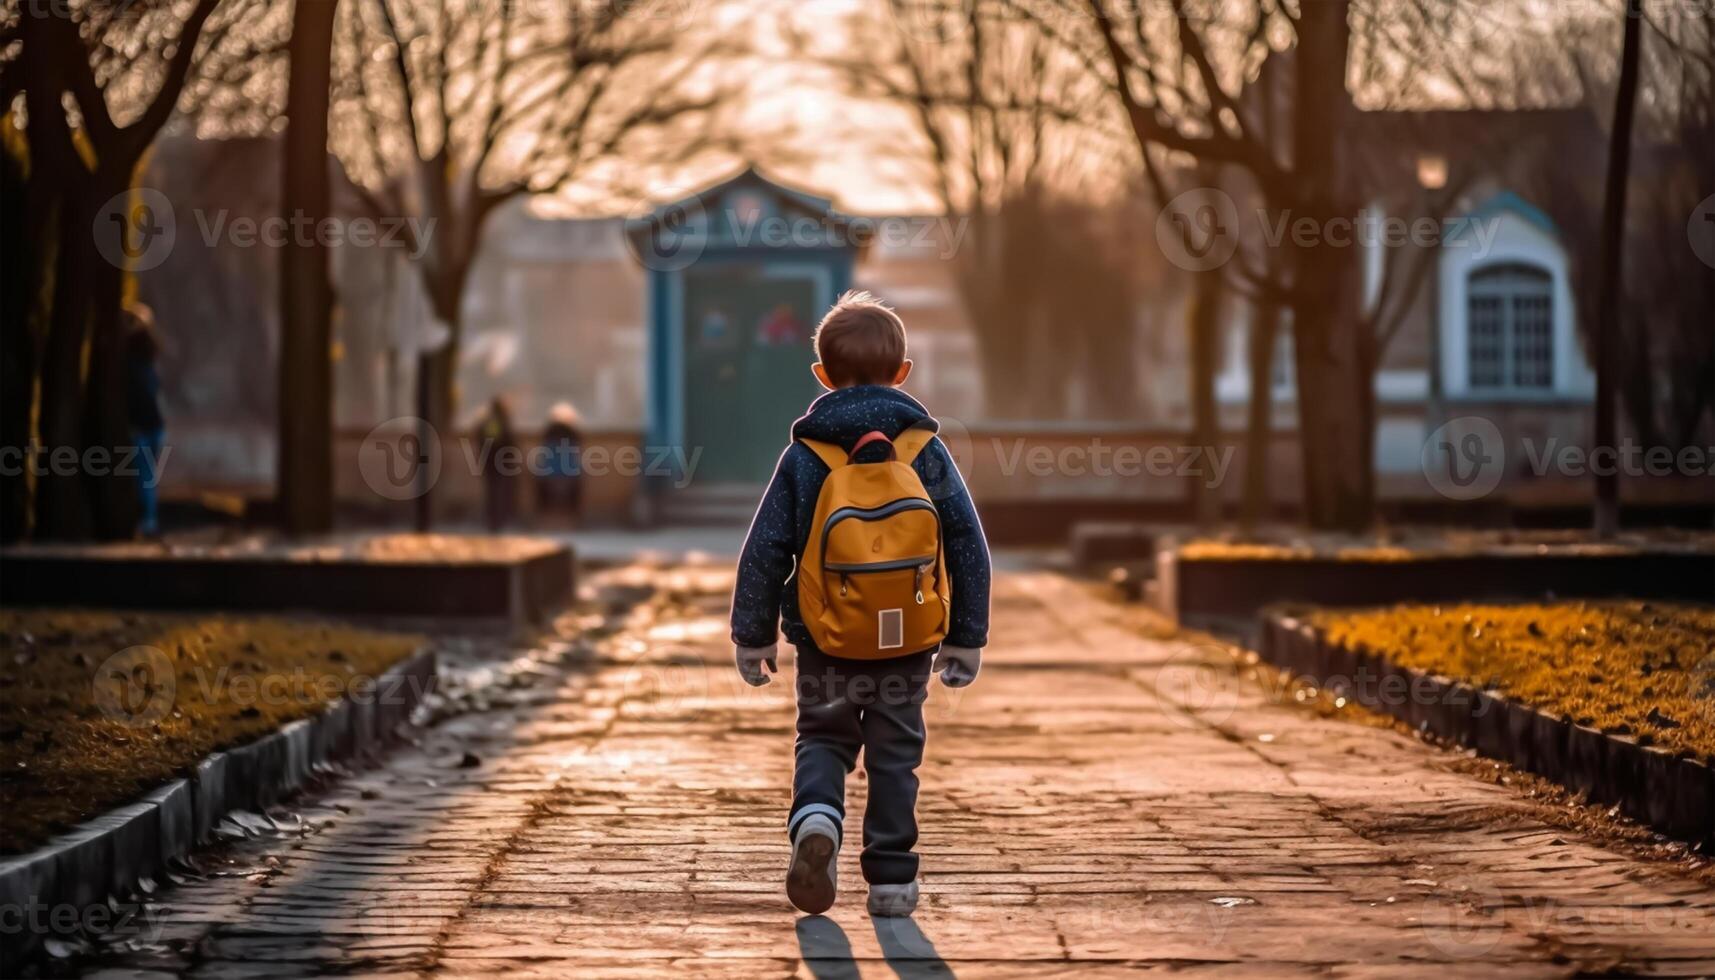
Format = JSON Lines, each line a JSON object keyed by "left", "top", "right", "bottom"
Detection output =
{"left": 735, "top": 643, "right": 779, "bottom": 687}
{"left": 933, "top": 645, "right": 981, "bottom": 688}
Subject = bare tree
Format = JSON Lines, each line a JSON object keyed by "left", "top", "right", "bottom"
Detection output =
{"left": 279, "top": 0, "right": 341, "bottom": 535}
{"left": 329, "top": 0, "right": 732, "bottom": 437}
{"left": 810, "top": 0, "right": 1142, "bottom": 420}
{"left": 1012, "top": 0, "right": 1551, "bottom": 529}
{"left": 2, "top": 0, "right": 254, "bottom": 539}
{"left": 1524, "top": 4, "right": 1715, "bottom": 481}
{"left": 1591, "top": 0, "right": 1644, "bottom": 537}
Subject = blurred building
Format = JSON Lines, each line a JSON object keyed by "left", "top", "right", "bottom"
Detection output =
{"left": 139, "top": 140, "right": 1703, "bottom": 532}
{"left": 1212, "top": 106, "right": 1615, "bottom": 507}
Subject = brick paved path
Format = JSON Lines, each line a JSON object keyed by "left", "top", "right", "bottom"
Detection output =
{"left": 80, "top": 564, "right": 1715, "bottom": 978}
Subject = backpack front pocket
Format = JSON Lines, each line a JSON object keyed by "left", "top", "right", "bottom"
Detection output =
{"left": 821, "top": 556, "right": 942, "bottom": 651}
{"left": 816, "top": 500, "right": 945, "bottom": 654}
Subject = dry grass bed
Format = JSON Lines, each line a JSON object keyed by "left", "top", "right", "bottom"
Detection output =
{"left": 12, "top": 531, "right": 560, "bottom": 564}
{"left": 1306, "top": 601, "right": 1715, "bottom": 763}
{"left": 0, "top": 610, "right": 421, "bottom": 853}
{"left": 1176, "top": 528, "right": 1715, "bottom": 562}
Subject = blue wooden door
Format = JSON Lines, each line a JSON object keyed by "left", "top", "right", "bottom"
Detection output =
{"left": 682, "top": 265, "right": 822, "bottom": 483}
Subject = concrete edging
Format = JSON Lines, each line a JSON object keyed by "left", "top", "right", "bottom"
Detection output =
{"left": 1162, "top": 550, "right": 1715, "bottom": 626}
{"left": 0, "top": 649, "right": 437, "bottom": 973}
{"left": 0, "top": 546, "right": 576, "bottom": 624}
{"left": 1256, "top": 613, "right": 1714, "bottom": 850}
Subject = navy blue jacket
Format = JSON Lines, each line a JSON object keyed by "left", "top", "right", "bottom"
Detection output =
{"left": 730, "top": 385, "right": 991, "bottom": 653}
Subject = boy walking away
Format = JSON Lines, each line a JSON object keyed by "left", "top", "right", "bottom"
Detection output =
{"left": 730, "top": 290, "right": 991, "bottom": 918}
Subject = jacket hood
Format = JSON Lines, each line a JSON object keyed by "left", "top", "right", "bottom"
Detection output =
{"left": 789, "top": 385, "right": 938, "bottom": 450}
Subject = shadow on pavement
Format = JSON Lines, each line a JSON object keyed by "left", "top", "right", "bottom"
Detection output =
{"left": 797, "top": 916, "right": 861, "bottom": 980}
{"left": 874, "top": 915, "right": 957, "bottom": 979}
{"left": 796, "top": 914, "right": 956, "bottom": 980}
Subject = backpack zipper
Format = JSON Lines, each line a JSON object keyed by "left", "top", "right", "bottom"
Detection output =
{"left": 819, "top": 498, "right": 938, "bottom": 564}
{"left": 826, "top": 556, "right": 935, "bottom": 600}
{"left": 819, "top": 499, "right": 939, "bottom": 603}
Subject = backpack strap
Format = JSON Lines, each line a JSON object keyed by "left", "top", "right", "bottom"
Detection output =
{"left": 801, "top": 428, "right": 937, "bottom": 470}
{"left": 799, "top": 438, "right": 848, "bottom": 471}
{"left": 894, "top": 427, "right": 936, "bottom": 466}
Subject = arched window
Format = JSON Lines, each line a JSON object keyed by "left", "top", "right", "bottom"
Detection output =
{"left": 1467, "top": 263, "right": 1554, "bottom": 392}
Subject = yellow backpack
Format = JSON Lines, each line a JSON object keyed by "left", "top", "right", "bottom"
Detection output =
{"left": 796, "top": 428, "right": 950, "bottom": 659}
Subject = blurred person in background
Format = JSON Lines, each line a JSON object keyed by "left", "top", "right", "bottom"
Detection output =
{"left": 124, "top": 304, "right": 166, "bottom": 539}
{"left": 538, "top": 401, "right": 584, "bottom": 527}
{"left": 478, "top": 395, "right": 519, "bottom": 531}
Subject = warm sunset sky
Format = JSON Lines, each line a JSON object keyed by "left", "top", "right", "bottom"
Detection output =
{"left": 537, "top": 0, "right": 1614, "bottom": 219}
{"left": 538, "top": 0, "right": 975, "bottom": 218}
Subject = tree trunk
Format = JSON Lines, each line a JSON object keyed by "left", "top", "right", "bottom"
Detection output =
{"left": 277, "top": 0, "right": 340, "bottom": 536}
{"left": 1187, "top": 267, "right": 1222, "bottom": 527}
{"left": 21, "top": 15, "right": 95, "bottom": 541}
{"left": 1592, "top": 0, "right": 1643, "bottom": 539}
{"left": 0, "top": 118, "right": 39, "bottom": 543}
{"left": 81, "top": 188, "right": 138, "bottom": 541}
{"left": 1241, "top": 297, "right": 1280, "bottom": 530}
{"left": 413, "top": 349, "right": 438, "bottom": 531}
{"left": 35, "top": 190, "right": 99, "bottom": 540}
{"left": 1289, "top": 0, "right": 1373, "bottom": 531}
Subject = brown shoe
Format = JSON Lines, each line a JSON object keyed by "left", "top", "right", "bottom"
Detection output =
{"left": 786, "top": 815, "right": 839, "bottom": 914}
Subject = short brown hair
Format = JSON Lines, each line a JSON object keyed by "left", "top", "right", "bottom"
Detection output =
{"left": 813, "top": 290, "right": 907, "bottom": 386}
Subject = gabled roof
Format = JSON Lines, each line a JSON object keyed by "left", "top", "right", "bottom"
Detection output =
{"left": 635, "top": 164, "right": 852, "bottom": 228}
{"left": 1452, "top": 189, "right": 1561, "bottom": 239}
{"left": 624, "top": 164, "right": 860, "bottom": 262}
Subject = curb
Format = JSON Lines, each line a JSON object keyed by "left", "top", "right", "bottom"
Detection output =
{"left": 1161, "top": 549, "right": 1715, "bottom": 626}
{"left": 1257, "top": 613, "right": 1714, "bottom": 851}
{"left": 0, "top": 649, "right": 436, "bottom": 973}
{"left": 0, "top": 546, "right": 576, "bottom": 625}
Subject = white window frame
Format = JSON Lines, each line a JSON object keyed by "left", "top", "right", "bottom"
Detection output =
{"left": 1465, "top": 262, "right": 1555, "bottom": 395}
{"left": 1437, "top": 199, "right": 1593, "bottom": 402}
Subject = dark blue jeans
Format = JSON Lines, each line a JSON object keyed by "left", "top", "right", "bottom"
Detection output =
{"left": 132, "top": 428, "right": 163, "bottom": 536}
{"left": 787, "top": 645, "right": 932, "bottom": 885}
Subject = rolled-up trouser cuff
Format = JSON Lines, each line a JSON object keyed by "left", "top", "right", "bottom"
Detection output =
{"left": 860, "top": 851, "right": 920, "bottom": 886}
{"left": 788, "top": 802, "right": 844, "bottom": 847}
